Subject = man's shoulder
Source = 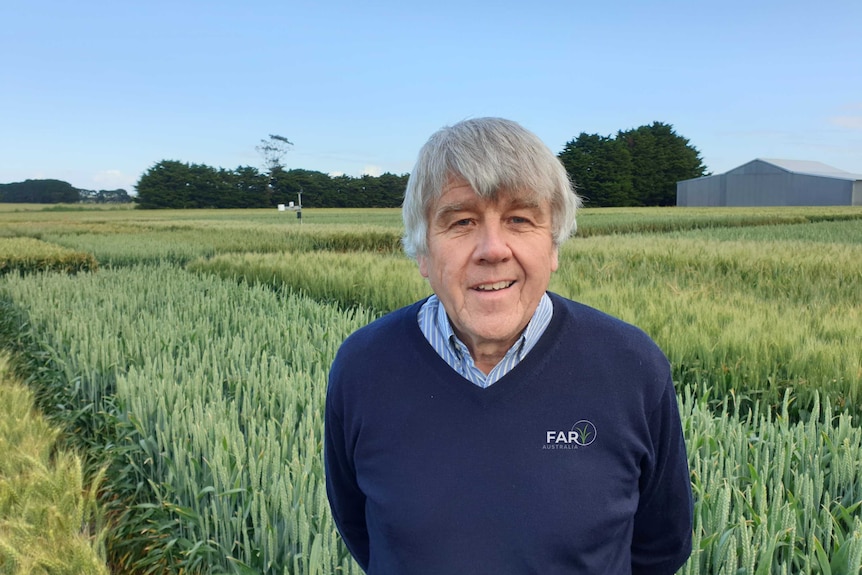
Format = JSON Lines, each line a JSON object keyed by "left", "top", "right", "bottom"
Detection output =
{"left": 328, "top": 300, "right": 430, "bottom": 403}
{"left": 549, "top": 292, "right": 654, "bottom": 340}
{"left": 546, "top": 293, "right": 673, "bottom": 417}
{"left": 548, "top": 292, "right": 669, "bottom": 367}
{"left": 335, "top": 299, "right": 426, "bottom": 359}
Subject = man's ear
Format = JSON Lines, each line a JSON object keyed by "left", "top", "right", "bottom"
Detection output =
{"left": 418, "top": 255, "right": 429, "bottom": 278}
{"left": 550, "top": 247, "right": 559, "bottom": 273}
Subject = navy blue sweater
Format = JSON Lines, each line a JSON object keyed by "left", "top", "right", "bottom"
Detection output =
{"left": 325, "top": 293, "right": 692, "bottom": 574}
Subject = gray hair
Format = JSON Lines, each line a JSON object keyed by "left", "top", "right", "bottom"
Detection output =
{"left": 401, "top": 117, "right": 582, "bottom": 259}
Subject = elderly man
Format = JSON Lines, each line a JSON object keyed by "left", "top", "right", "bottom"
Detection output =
{"left": 325, "top": 117, "right": 693, "bottom": 574}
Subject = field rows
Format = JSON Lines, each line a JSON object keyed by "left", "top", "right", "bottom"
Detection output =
{"left": 1, "top": 205, "right": 861, "bottom": 574}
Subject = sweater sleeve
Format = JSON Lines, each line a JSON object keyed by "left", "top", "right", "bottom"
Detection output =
{"left": 324, "top": 368, "right": 370, "bottom": 571}
{"left": 631, "top": 375, "right": 693, "bottom": 575}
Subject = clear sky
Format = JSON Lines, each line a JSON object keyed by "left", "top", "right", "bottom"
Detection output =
{"left": 2, "top": 0, "right": 861, "bottom": 193}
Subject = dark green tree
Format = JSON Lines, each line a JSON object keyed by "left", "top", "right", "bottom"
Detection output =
{"left": 558, "top": 122, "right": 707, "bottom": 206}
{"left": 135, "top": 160, "right": 189, "bottom": 210}
{"left": 134, "top": 160, "right": 407, "bottom": 209}
{"left": 558, "top": 134, "right": 635, "bottom": 207}
{"left": 375, "top": 172, "right": 409, "bottom": 208}
{"left": 271, "top": 169, "right": 332, "bottom": 207}
{"left": 182, "top": 163, "right": 231, "bottom": 208}
{"left": 618, "top": 122, "right": 707, "bottom": 206}
{"left": 135, "top": 160, "right": 191, "bottom": 208}
{"left": 136, "top": 161, "right": 272, "bottom": 208}
{"left": 231, "top": 166, "right": 270, "bottom": 208}
{"left": 0, "top": 179, "right": 80, "bottom": 203}
{"left": 329, "top": 174, "right": 356, "bottom": 207}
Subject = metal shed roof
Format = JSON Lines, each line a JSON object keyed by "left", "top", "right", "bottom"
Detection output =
{"left": 751, "top": 159, "right": 862, "bottom": 180}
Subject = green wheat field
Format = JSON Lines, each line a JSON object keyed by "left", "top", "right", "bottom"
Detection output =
{"left": 1, "top": 204, "right": 861, "bottom": 574}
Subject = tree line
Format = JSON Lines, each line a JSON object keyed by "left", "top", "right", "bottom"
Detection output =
{"left": 2, "top": 123, "right": 707, "bottom": 208}
{"left": 136, "top": 122, "right": 706, "bottom": 209}
{"left": 134, "top": 162, "right": 409, "bottom": 209}
{"left": 0, "top": 179, "right": 132, "bottom": 204}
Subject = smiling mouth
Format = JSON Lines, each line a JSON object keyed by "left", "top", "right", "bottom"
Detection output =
{"left": 473, "top": 281, "right": 515, "bottom": 291}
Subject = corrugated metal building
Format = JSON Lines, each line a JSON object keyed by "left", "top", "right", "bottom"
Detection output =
{"left": 676, "top": 159, "right": 862, "bottom": 206}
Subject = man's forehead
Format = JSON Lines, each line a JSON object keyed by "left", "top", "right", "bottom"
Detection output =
{"left": 436, "top": 181, "right": 543, "bottom": 209}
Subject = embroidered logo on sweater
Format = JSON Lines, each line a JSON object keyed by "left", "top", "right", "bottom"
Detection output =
{"left": 542, "top": 420, "right": 597, "bottom": 450}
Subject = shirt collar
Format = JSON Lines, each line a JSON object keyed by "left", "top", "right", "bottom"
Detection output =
{"left": 434, "top": 292, "right": 552, "bottom": 363}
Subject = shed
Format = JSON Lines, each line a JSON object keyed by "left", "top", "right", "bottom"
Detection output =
{"left": 676, "top": 159, "right": 862, "bottom": 207}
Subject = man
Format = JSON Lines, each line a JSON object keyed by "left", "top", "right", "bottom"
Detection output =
{"left": 325, "top": 117, "right": 693, "bottom": 574}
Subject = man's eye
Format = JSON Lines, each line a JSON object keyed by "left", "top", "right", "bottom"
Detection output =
{"left": 454, "top": 219, "right": 472, "bottom": 226}
{"left": 510, "top": 216, "right": 530, "bottom": 224}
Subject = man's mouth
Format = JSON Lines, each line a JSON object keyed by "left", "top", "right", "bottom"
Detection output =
{"left": 473, "top": 281, "right": 515, "bottom": 291}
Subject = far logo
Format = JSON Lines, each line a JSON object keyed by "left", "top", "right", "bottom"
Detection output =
{"left": 543, "top": 419, "right": 597, "bottom": 449}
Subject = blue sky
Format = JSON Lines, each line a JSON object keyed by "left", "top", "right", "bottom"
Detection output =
{"left": 2, "top": 0, "right": 861, "bottom": 193}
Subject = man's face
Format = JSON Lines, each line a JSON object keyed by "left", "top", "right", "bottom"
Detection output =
{"left": 418, "top": 178, "right": 558, "bottom": 365}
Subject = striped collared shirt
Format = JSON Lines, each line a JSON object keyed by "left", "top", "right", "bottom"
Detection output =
{"left": 417, "top": 293, "right": 553, "bottom": 388}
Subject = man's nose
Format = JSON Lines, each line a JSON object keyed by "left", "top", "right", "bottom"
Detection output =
{"left": 474, "top": 222, "right": 511, "bottom": 263}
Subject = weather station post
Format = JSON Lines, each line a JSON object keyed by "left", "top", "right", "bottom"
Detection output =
{"left": 297, "top": 190, "right": 302, "bottom": 224}
{"left": 277, "top": 190, "right": 303, "bottom": 223}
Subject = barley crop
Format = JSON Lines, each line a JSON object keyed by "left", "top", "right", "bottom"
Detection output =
{"left": 189, "top": 251, "right": 431, "bottom": 314}
{"left": 0, "top": 354, "right": 109, "bottom": 575}
{"left": 552, "top": 233, "right": 862, "bottom": 414}
{"left": 0, "top": 237, "right": 97, "bottom": 275}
